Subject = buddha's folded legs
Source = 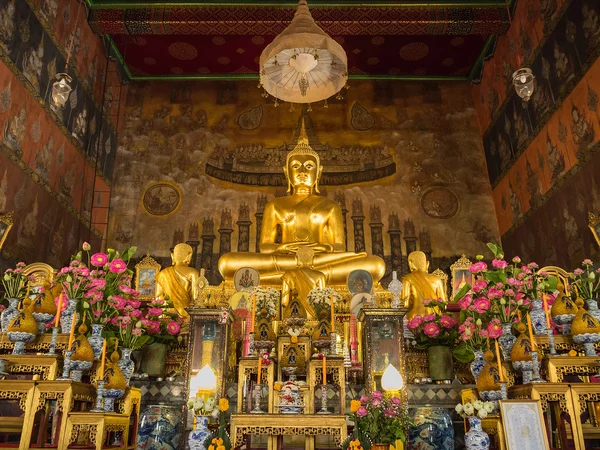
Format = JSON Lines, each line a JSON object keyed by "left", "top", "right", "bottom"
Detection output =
{"left": 218, "top": 252, "right": 298, "bottom": 280}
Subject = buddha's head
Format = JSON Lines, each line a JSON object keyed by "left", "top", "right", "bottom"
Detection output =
{"left": 408, "top": 251, "right": 429, "bottom": 273}
{"left": 172, "top": 243, "right": 193, "bottom": 266}
{"left": 284, "top": 120, "right": 322, "bottom": 194}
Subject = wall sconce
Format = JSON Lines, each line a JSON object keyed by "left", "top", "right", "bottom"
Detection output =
{"left": 381, "top": 363, "right": 404, "bottom": 396}
{"left": 51, "top": 73, "right": 73, "bottom": 109}
{"left": 512, "top": 68, "right": 535, "bottom": 101}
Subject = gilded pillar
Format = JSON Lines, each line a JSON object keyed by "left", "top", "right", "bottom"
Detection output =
{"left": 369, "top": 205, "right": 384, "bottom": 259}
{"left": 255, "top": 195, "right": 268, "bottom": 252}
{"left": 351, "top": 198, "right": 365, "bottom": 253}
{"left": 200, "top": 217, "right": 216, "bottom": 273}
{"left": 334, "top": 191, "right": 349, "bottom": 251}
{"left": 388, "top": 213, "right": 402, "bottom": 274}
{"left": 404, "top": 219, "right": 417, "bottom": 255}
{"left": 419, "top": 230, "right": 432, "bottom": 263}
{"left": 236, "top": 203, "right": 252, "bottom": 252}
{"left": 186, "top": 222, "right": 200, "bottom": 269}
{"left": 218, "top": 209, "right": 233, "bottom": 257}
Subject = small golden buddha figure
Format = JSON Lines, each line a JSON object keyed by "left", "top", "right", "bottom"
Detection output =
{"left": 218, "top": 121, "right": 386, "bottom": 309}
{"left": 156, "top": 243, "right": 200, "bottom": 318}
{"left": 401, "top": 251, "right": 447, "bottom": 320}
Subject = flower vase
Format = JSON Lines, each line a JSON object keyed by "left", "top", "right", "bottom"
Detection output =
{"left": 530, "top": 299, "right": 547, "bottom": 334}
{"left": 408, "top": 407, "right": 454, "bottom": 450}
{"left": 465, "top": 416, "right": 490, "bottom": 450}
{"left": 586, "top": 299, "right": 600, "bottom": 323}
{"left": 188, "top": 415, "right": 211, "bottom": 450}
{"left": 118, "top": 348, "right": 135, "bottom": 386}
{"left": 470, "top": 350, "right": 486, "bottom": 382}
{"left": 427, "top": 345, "right": 453, "bottom": 381}
{"left": 60, "top": 298, "right": 78, "bottom": 334}
{"left": 498, "top": 323, "right": 516, "bottom": 362}
{"left": 1, "top": 298, "right": 20, "bottom": 332}
{"left": 88, "top": 324, "right": 105, "bottom": 361}
{"left": 137, "top": 405, "right": 182, "bottom": 450}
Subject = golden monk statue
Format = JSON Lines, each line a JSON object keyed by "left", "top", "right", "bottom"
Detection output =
{"left": 401, "top": 251, "right": 447, "bottom": 320}
{"left": 156, "top": 243, "right": 200, "bottom": 318}
{"left": 218, "top": 121, "right": 385, "bottom": 313}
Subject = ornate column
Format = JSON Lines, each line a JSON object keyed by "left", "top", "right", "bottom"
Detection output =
{"left": 186, "top": 222, "right": 200, "bottom": 269}
{"left": 236, "top": 203, "right": 252, "bottom": 252}
{"left": 369, "top": 205, "right": 384, "bottom": 259}
{"left": 351, "top": 198, "right": 365, "bottom": 253}
{"left": 334, "top": 191, "right": 349, "bottom": 251}
{"left": 403, "top": 219, "right": 417, "bottom": 255}
{"left": 218, "top": 209, "right": 233, "bottom": 258}
{"left": 419, "top": 230, "right": 432, "bottom": 263}
{"left": 388, "top": 213, "right": 403, "bottom": 274}
{"left": 255, "top": 195, "right": 268, "bottom": 252}
{"left": 172, "top": 229, "right": 184, "bottom": 251}
{"left": 200, "top": 217, "right": 216, "bottom": 273}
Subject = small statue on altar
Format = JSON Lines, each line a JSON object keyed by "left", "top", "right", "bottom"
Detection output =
{"left": 401, "top": 251, "right": 447, "bottom": 320}
{"left": 156, "top": 243, "right": 200, "bottom": 318}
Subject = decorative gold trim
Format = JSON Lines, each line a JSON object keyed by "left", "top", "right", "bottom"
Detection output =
{"left": 431, "top": 268, "right": 448, "bottom": 298}
{"left": 0, "top": 211, "right": 14, "bottom": 250}
{"left": 135, "top": 254, "right": 162, "bottom": 300}
{"left": 23, "top": 262, "right": 56, "bottom": 288}
{"left": 499, "top": 399, "right": 550, "bottom": 449}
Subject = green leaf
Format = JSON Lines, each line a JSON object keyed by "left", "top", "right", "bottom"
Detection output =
{"left": 453, "top": 283, "right": 471, "bottom": 302}
{"left": 453, "top": 342, "right": 475, "bottom": 363}
{"left": 74, "top": 251, "right": 83, "bottom": 262}
{"left": 545, "top": 276, "right": 558, "bottom": 291}
{"left": 486, "top": 242, "right": 504, "bottom": 258}
{"left": 133, "top": 335, "right": 151, "bottom": 350}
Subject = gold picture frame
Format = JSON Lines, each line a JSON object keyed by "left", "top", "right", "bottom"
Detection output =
{"left": 450, "top": 254, "right": 473, "bottom": 299}
{"left": 432, "top": 268, "right": 449, "bottom": 298}
{"left": 0, "top": 212, "right": 14, "bottom": 250}
{"left": 589, "top": 212, "right": 600, "bottom": 247}
{"left": 135, "top": 254, "right": 162, "bottom": 300}
{"left": 499, "top": 400, "right": 550, "bottom": 450}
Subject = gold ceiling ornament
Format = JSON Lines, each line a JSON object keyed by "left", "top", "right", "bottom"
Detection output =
{"left": 259, "top": 0, "right": 348, "bottom": 104}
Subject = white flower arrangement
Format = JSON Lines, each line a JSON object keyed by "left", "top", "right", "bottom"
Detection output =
{"left": 253, "top": 287, "right": 279, "bottom": 318}
{"left": 307, "top": 287, "right": 343, "bottom": 309}
{"left": 455, "top": 400, "right": 494, "bottom": 419}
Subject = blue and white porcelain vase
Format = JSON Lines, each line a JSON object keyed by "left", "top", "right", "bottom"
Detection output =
{"left": 137, "top": 405, "right": 182, "bottom": 450}
{"left": 530, "top": 299, "right": 547, "bottom": 334}
{"left": 188, "top": 415, "right": 211, "bottom": 450}
{"left": 1, "top": 298, "right": 20, "bottom": 332}
{"left": 408, "top": 407, "right": 454, "bottom": 450}
{"left": 60, "top": 298, "right": 78, "bottom": 333}
{"left": 498, "top": 323, "right": 516, "bottom": 362}
{"left": 88, "top": 324, "right": 105, "bottom": 360}
{"left": 470, "top": 350, "right": 486, "bottom": 382}
{"left": 465, "top": 416, "right": 490, "bottom": 450}
{"left": 586, "top": 299, "right": 600, "bottom": 323}
{"left": 118, "top": 348, "right": 135, "bottom": 386}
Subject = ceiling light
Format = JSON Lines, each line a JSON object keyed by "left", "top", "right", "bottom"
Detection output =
{"left": 512, "top": 68, "right": 535, "bottom": 101}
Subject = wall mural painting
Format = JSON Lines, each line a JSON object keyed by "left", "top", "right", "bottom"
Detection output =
{"left": 0, "top": 0, "right": 118, "bottom": 182}
{"left": 108, "top": 80, "right": 500, "bottom": 285}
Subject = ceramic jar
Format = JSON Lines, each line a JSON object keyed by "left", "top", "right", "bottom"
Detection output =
{"left": 530, "top": 299, "right": 547, "bottom": 334}
{"left": 137, "top": 405, "right": 182, "bottom": 450}
{"left": 498, "top": 323, "right": 516, "bottom": 362}
{"left": 188, "top": 415, "right": 211, "bottom": 450}
{"left": 60, "top": 298, "right": 78, "bottom": 334}
{"left": 88, "top": 324, "right": 105, "bottom": 361}
{"left": 118, "top": 348, "right": 135, "bottom": 386}
{"left": 408, "top": 407, "right": 454, "bottom": 450}
{"left": 1, "top": 298, "right": 20, "bottom": 332}
{"left": 465, "top": 416, "right": 490, "bottom": 450}
{"left": 470, "top": 350, "right": 485, "bottom": 382}
{"left": 586, "top": 299, "right": 600, "bottom": 323}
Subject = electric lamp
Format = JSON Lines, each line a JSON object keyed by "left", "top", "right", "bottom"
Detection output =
{"left": 381, "top": 364, "right": 404, "bottom": 397}
{"left": 189, "top": 364, "right": 217, "bottom": 399}
{"left": 512, "top": 68, "right": 535, "bottom": 101}
{"left": 51, "top": 73, "right": 73, "bottom": 109}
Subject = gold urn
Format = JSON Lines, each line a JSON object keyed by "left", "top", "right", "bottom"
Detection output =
{"left": 510, "top": 323, "right": 533, "bottom": 362}
{"left": 71, "top": 324, "right": 95, "bottom": 363}
{"left": 476, "top": 350, "right": 502, "bottom": 393}
{"left": 571, "top": 298, "right": 600, "bottom": 336}
{"left": 104, "top": 350, "right": 127, "bottom": 391}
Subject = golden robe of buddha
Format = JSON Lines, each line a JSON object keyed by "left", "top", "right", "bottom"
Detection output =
{"left": 156, "top": 243, "right": 200, "bottom": 318}
{"left": 218, "top": 121, "right": 385, "bottom": 311}
{"left": 401, "top": 251, "right": 447, "bottom": 320}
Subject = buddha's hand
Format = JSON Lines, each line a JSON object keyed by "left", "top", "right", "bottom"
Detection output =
{"left": 276, "top": 242, "right": 333, "bottom": 253}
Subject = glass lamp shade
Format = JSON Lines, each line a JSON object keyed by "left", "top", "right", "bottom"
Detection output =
{"left": 381, "top": 364, "right": 404, "bottom": 391}
{"left": 51, "top": 73, "right": 73, "bottom": 108}
{"left": 512, "top": 68, "right": 535, "bottom": 101}
{"left": 189, "top": 364, "right": 217, "bottom": 397}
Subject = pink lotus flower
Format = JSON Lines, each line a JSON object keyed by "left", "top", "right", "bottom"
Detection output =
{"left": 109, "top": 295, "right": 127, "bottom": 310}
{"left": 407, "top": 315, "right": 423, "bottom": 329}
{"left": 440, "top": 315, "right": 457, "bottom": 328}
{"left": 82, "top": 242, "right": 91, "bottom": 251}
{"left": 356, "top": 406, "right": 368, "bottom": 417}
{"left": 129, "top": 309, "right": 143, "bottom": 319}
{"left": 470, "top": 262, "right": 488, "bottom": 273}
{"left": 527, "top": 262, "right": 539, "bottom": 269}
{"left": 90, "top": 253, "right": 109, "bottom": 267}
{"left": 384, "top": 408, "right": 396, "bottom": 417}
{"left": 512, "top": 256, "right": 521, "bottom": 263}
{"left": 150, "top": 298, "right": 165, "bottom": 306}
{"left": 147, "top": 321, "right": 161, "bottom": 334}
{"left": 148, "top": 307, "right": 163, "bottom": 317}
{"left": 458, "top": 294, "right": 472, "bottom": 311}
{"left": 423, "top": 298, "right": 434, "bottom": 306}
{"left": 487, "top": 319, "right": 502, "bottom": 339}
{"left": 492, "top": 259, "right": 508, "bottom": 269}
{"left": 574, "top": 268, "right": 584, "bottom": 275}
{"left": 371, "top": 398, "right": 383, "bottom": 408}
{"left": 360, "top": 395, "right": 369, "bottom": 404}
{"left": 583, "top": 259, "right": 593, "bottom": 265}
{"left": 109, "top": 259, "right": 127, "bottom": 274}
{"left": 472, "top": 280, "right": 488, "bottom": 293}
{"left": 487, "top": 288, "right": 503, "bottom": 299}
{"left": 93, "top": 310, "right": 102, "bottom": 318}
{"left": 424, "top": 322, "right": 440, "bottom": 338}
{"left": 371, "top": 391, "right": 384, "bottom": 400}
{"left": 89, "top": 278, "right": 106, "bottom": 289}
{"left": 423, "top": 314, "right": 436, "bottom": 322}
{"left": 473, "top": 297, "right": 490, "bottom": 314}
{"left": 390, "top": 397, "right": 402, "bottom": 406}
{"left": 167, "top": 321, "right": 181, "bottom": 335}
{"left": 128, "top": 299, "right": 141, "bottom": 309}
{"left": 132, "top": 328, "right": 143, "bottom": 336}
{"left": 55, "top": 296, "right": 68, "bottom": 312}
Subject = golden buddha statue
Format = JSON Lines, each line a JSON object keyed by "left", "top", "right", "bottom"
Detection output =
{"left": 401, "top": 251, "right": 447, "bottom": 320}
{"left": 218, "top": 121, "right": 385, "bottom": 309}
{"left": 156, "top": 243, "right": 200, "bottom": 318}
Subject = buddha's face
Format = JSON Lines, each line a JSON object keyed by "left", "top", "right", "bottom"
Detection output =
{"left": 287, "top": 154, "right": 321, "bottom": 191}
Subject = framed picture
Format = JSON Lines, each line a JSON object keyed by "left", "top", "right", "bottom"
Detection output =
{"left": 499, "top": 400, "right": 550, "bottom": 450}
{"left": 234, "top": 267, "right": 259, "bottom": 292}
{"left": 432, "top": 268, "right": 449, "bottom": 298}
{"left": 348, "top": 269, "right": 373, "bottom": 295}
{"left": 450, "top": 254, "right": 473, "bottom": 299}
{"left": 0, "top": 212, "right": 14, "bottom": 250}
{"left": 135, "top": 254, "right": 161, "bottom": 300}
{"left": 589, "top": 211, "right": 600, "bottom": 247}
